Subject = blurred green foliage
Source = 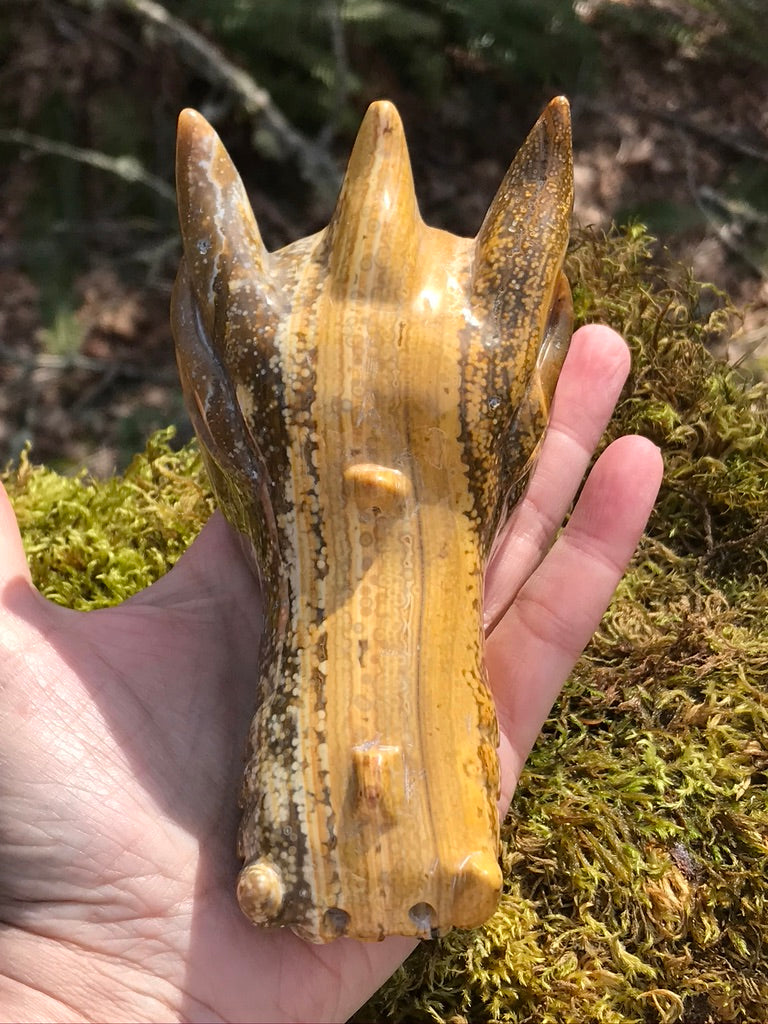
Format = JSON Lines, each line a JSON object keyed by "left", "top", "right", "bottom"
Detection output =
{"left": 0, "top": 0, "right": 600, "bottom": 371}
{"left": 5, "top": 0, "right": 764, "bottom": 340}
{"left": 166, "top": 0, "right": 597, "bottom": 133}
{"left": 678, "top": 0, "right": 766, "bottom": 65}
{"left": 595, "top": 0, "right": 767, "bottom": 66}
{"left": 2, "top": 0, "right": 766, "bottom": 384}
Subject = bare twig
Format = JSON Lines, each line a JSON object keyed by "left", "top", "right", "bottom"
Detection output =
{"left": 318, "top": 0, "right": 353, "bottom": 148}
{"left": 71, "top": 0, "right": 342, "bottom": 201}
{"left": 0, "top": 343, "right": 176, "bottom": 385}
{"left": 680, "top": 132, "right": 768, "bottom": 281}
{"left": 696, "top": 186, "right": 768, "bottom": 280}
{"left": 582, "top": 96, "right": 768, "bottom": 165}
{"left": 643, "top": 104, "right": 768, "bottom": 165}
{"left": 0, "top": 128, "right": 176, "bottom": 202}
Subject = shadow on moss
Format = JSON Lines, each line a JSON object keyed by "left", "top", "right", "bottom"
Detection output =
{"left": 3, "top": 227, "right": 767, "bottom": 1023}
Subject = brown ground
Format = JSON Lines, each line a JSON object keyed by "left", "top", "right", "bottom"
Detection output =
{"left": 1, "top": 0, "right": 766, "bottom": 475}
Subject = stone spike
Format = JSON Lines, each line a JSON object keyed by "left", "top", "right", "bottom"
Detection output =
{"left": 472, "top": 96, "right": 573, "bottom": 306}
{"left": 320, "top": 100, "right": 423, "bottom": 297}
{"left": 175, "top": 108, "right": 271, "bottom": 338}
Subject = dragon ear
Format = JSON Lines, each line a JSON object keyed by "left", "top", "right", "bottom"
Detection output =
{"left": 319, "top": 100, "right": 423, "bottom": 299}
{"left": 471, "top": 96, "right": 573, "bottom": 314}
{"left": 175, "top": 108, "right": 277, "bottom": 343}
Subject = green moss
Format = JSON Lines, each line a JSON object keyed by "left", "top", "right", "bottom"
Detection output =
{"left": 2, "top": 427, "right": 213, "bottom": 609}
{"left": 4, "top": 228, "right": 768, "bottom": 1022}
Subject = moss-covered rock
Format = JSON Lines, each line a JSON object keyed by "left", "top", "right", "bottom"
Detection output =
{"left": 4, "top": 228, "right": 767, "bottom": 1023}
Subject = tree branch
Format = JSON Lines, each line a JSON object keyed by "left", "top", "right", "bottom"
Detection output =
{"left": 0, "top": 128, "right": 176, "bottom": 202}
{"left": 75, "top": 0, "right": 342, "bottom": 202}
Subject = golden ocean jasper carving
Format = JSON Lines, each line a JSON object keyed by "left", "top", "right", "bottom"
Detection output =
{"left": 171, "top": 97, "right": 573, "bottom": 942}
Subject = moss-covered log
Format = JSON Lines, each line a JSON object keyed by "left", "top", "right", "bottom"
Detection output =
{"left": 4, "top": 228, "right": 767, "bottom": 1023}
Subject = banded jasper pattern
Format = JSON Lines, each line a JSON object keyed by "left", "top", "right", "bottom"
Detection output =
{"left": 171, "top": 98, "right": 573, "bottom": 942}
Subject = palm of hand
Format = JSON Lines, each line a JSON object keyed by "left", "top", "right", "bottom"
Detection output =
{"left": 0, "top": 326, "right": 662, "bottom": 1023}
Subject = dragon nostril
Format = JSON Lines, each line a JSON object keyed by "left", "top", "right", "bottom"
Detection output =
{"left": 408, "top": 901, "right": 437, "bottom": 935}
{"left": 323, "top": 907, "right": 350, "bottom": 937}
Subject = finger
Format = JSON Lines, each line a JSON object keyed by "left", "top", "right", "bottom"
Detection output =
{"left": 486, "top": 434, "right": 663, "bottom": 808}
{"left": 484, "top": 324, "right": 631, "bottom": 632}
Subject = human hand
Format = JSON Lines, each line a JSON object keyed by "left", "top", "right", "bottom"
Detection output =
{"left": 0, "top": 324, "right": 662, "bottom": 1023}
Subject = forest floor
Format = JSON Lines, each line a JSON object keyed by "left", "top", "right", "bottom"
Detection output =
{"left": 0, "top": 0, "right": 766, "bottom": 475}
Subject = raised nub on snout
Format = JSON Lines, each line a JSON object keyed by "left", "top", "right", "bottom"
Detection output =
{"left": 351, "top": 743, "right": 403, "bottom": 820}
{"left": 236, "top": 859, "right": 284, "bottom": 923}
{"left": 343, "top": 463, "right": 412, "bottom": 516}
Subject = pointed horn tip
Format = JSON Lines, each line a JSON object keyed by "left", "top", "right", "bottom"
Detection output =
{"left": 176, "top": 108, "right": 219, "bottom": 161}
{"left": 178, "top": 106, "right": 202, "bottom": 128}
{"left": 359, "top": 98, "right": 406, "bottom": 139}
{"left": 543, "top": 95, "right": 572, "bottom": 135}
{"left": 548, "top": 95, "right": 571, "bottom": 114}
{"left": 177, "top": 107, "right": 206, "bottom": 139}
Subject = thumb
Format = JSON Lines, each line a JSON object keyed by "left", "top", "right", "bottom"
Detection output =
{"left": 0, "top": 478, "right": 53, "bottom": 659}
{"left": 0, "top": 480, "right": 33, "bottom": 592}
